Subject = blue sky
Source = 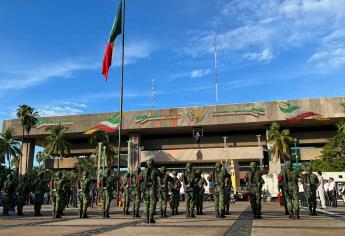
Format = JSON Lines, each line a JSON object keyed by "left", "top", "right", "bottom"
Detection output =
{"left": 1, "top": 0, "right": 345, "bottom": 125}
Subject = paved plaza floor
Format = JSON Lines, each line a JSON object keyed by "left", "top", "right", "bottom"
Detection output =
{"left": 0, "top": 202, "right": 344, "bottom": 236}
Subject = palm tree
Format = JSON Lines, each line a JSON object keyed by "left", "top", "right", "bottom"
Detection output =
{"left": 89, "top": 130, "right": 117, "bottom": 168}
{"left": 16, "top": 105, "right": 39, "bottom": 173}
{"left": 267, "top": 122, "right": 294, "bottom": 162}
{"left": 0, "top": 128, "right": 22, "bottom": 169}
{"left": 43, "top": 125, "right": 70, "bottom": 170}
{"left": 336, "top": 120, "right": 345, "bottom": 133}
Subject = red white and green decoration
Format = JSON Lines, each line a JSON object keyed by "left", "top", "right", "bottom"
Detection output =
{"left": 84, "top": 114, "right": 120, "bottom": 135}
{"left": 135, "top": 114, "right": 181, "bottom": 125}
{"left": 279, "top": 102, "right": 327, "bottom": 123}
{"left": 33, "top": 120, "right": 74, "bottom": 129}
{"left": 102, "top": 0, "right": 122, "bottom": 80}
{"left": 212, "top": 107, "right": 266, "bottom": 118}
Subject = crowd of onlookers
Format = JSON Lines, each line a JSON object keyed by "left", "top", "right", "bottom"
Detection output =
{"left": 298, "top": 171, "right": 342, "bottom": 209}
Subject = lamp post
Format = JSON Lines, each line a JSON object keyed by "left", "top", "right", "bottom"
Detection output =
{"left": 222, "top": 136, "right": 228, "bottom": 168}
{"left": 293, "top": 138, "right": 299, "bottom": 168}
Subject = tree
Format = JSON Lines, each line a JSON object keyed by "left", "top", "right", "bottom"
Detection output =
{"left": 43, "top": 125, "right": 70, "bottom": 170}
{"left": 89, "top": 130, "right": 117, "bottom": 168}
{"left": 0, "top": 128, "right": 21, "bottom": 170}
{"left": 267, "top": 122, "right": 294, "bottom": 162}
{"left": 16, "top": 105, "right": 39, "bottom": 173}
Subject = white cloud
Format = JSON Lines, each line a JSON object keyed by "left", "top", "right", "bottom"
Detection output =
{"left": 37, "top": 102, "right": 88, "bottom": 117}
{"left": 184, "top": 0, "right": 345, "bottom": 68}
{"left": 244, "top": 48, "right": 274, "bottom": 62}
{"left": 114, "top": 40, "right": 155, "bottom": 66}
{"left": 190, "top": 69, "right": 211, "bottom": 78}
{"left": 308, "top": 29, "right": 345, "bottom": 70}
{"left": 0, "top": 60, "right": 98, "bottom": 91}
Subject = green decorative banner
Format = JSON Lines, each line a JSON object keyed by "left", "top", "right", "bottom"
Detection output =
{"left": 212, "top": 108, "right": 265, "bottom": 118}
{"left": 135, "top": 114, "right": 181, "bottom": 124}
{"left": 34, "top": 120, "right": 74, "bottom": 129}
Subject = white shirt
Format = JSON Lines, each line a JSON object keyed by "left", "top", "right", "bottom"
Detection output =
{"left": 317, "top": 175, "right": 324, "bottom": 192}
{"left": 324, "top": 182, "right": 329, "bottom": 192}
{"left": 298, "top": 182, "right": 304, "bottom": 192}
{"left": 329, "top": 181, "right": 335, "bottom": 192}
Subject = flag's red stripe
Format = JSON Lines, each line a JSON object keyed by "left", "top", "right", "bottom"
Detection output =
{"left": 102, "top": 42, "right": 113, "bottom": 81}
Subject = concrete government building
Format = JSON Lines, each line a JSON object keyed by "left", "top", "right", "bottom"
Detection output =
{"left": 2, "top": 96, "right": 345, "bottom": 190}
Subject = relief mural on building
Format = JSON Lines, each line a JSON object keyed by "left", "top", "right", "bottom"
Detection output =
{"left": 278, "top": 102, "right": 327, "bottom": 123}
{"left": 135, "top": 114, "right": 181, "bottom": 125}
{"left": 212, "top": 107, "right": 266, "bottom": 118}
{"left": 188, "top": 108, "right": 205, "bottom": 124}
{"left": 84, "top": 114, "right": 120, "bottom": 135}
{"left": 33, "top": 120, "right": 74, "bottom": 129}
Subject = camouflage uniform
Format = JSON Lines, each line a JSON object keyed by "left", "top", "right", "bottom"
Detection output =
{"left": 141, "top": 159, "right": 159, "bottom": 223}
{"left": 101, "top": 169, "right": 117, "bottom": 218}
{"left": 122, "top": 172, "right": 131, "bottom": 215}
{"left": 171, "top": 171, "right": 181, "bottom": 215}
{"left": 16, "top": 175, "right": 30, "bottom": 216}
{"left": 224, "top": 170, "right": 232, "bottom": 215}
{"left": 183, "top": 163, "right": 197, "bottom": 218}
{"left": 279, "top": 160, "right": 300, "bottom": 219}
{"left": 195, "top": 170, "right": 207, "bottom": 215}
{"left": 304, "top": 165, "right": 319, "bottom": 216}
{"left": 244, "top": 162, "right": 264, "bottom": 219}
{"left": 2, "top": 174, "right": 15, "bottom": 216}
{"left": 51, "top": 171, "right": 65, "bottom": 218}
{"left": 78, "top": 171, "right": 92, "bottom": 218}
{"left": 131, "top": 168, "right": 143, "bottom": 218}
{"left": 214, "top": 162, "right": 227, "bottom": 218}
{"left": 159, "top": 166, "right": 173, "bottom": 218}
{"left": 33, "top": 171, "right": 50, "bottom": 216}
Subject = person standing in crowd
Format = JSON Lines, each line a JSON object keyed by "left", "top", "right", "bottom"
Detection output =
{"left": 214, "top": 162, "right": 227, "bottom": 218}
{"left": 122, "top": 172, "right": 131, "bottom": 215}
{"left": 324, "top": 179, "right": 330, "bottom": 206}
{"left": 316, "top": 171, "right": 326, "bottom": 209}
{"left": 131, "top": 167, "right": 143, "bottom": 218}
{"left": 303, "top": 165, "right": 319, "bottom": 216}
{"left": 158, "top": 166, "right": 173, "bottom": 218}
{"left": 298, "top": 179, "right": 306, "bottom": 207}
{"left": 183, "top": 163, "right": 197, "bottom": 218}
{"left": 171, "top": 171, "right": 181, "bottom": 215}
{"left": 328, "top": 178, "right": 337, "bottom": 207}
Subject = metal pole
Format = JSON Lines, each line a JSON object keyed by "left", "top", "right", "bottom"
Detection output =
{"left": 116, "top": 0, "right": 126, "bottom": 206}
{"left": 97, "top": 142, "right": 102, "bottom": 186}
{"left": 214, "top": 35, "right": 218, "bottom": 104}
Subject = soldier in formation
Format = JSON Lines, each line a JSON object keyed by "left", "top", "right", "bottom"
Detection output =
{"left": 279, "top": 160, "right": 300, "bottom": 219}
{"left": 33, "top": 171, "right": 50, "bottom": 216}
{"left": 224, "top": 170, "right": 232, "bottom": 215}
{"left": 101, "top": 168, "right": 117, "bottom": 218}
{"left": 2, "top": 174, "right": 15, "bottom": 216}
{"left": 182, "top": 163, "right": 197, "bottom": 218}
{"left": 244, "top": 162, "right": 264, "bottom": 219}
{"left": 214, "top": 162, "right": 227, "bottom": 218}
{"left": 78, "top": 171, "right": 92, "bottom": 218}
{"left": 171, "top": 170, "right": 181, "bottom": 215}
{"left": 195, "top": 169, "right": 207, "bottom": 215}
{"left": 303, "top": 164, "right": 319, "bottom": 216}
{"left": 131, "top": 167, "right": 143, "bottom": 218}
{"left": 16, "top": 174, "right": 30, "bottom": 216}
{"left": 141, "top": 159, "right": 159, "bottom": 223}
{"left": 122, "top": 172, "right": 131, "bottom": 215}
{"left": 158, "top": 166, "right": 173, "bottom": 218}
{"left": 51, "top": 171, "right": 65, "bottom": 218}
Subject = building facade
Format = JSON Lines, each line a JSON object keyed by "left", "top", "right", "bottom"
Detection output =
{"left": 2, "top": 96, "right": 345, "bottom": 189}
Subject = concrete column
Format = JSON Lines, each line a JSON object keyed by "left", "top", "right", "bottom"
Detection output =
{"left": 229, "top": 160, "right": 240, "bottom": 193}
{"left": 20, "top": 139, "right": 35, "bottom": 175}
{"left": 128, "top": 133, "right": 141, "bottom": 174}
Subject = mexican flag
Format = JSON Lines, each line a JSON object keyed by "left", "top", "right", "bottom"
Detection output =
{"left": 102, "top": 0, "right": 122, "bottom": 80}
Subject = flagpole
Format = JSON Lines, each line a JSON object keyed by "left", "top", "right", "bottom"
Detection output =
{"left": 117, "top": 0, "right": 125, "bottom": 206}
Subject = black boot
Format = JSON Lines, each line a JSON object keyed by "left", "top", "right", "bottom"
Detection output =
{"left": 135, "top": 211, "right": 141, "bottom": 218}
{"left": 190, "top": 209, "right": 195, "bottom": 218}
{"left": 149, "top": 214, "right": 156, "bottom": 223}
{"left": 164, "top": 210, "right": 167, "bottom": 218}
{"left": 79, "top": 211, "right": 83, "bottom": 218}
{"left": 216, "top": 211, "right": 220, "bottom": 218}
{"left": 312, "top": 208, "right": 317, "bottom": 216}
{"left": 106, "top": 210, "right": 110, "bottom": 218}
{"left": 176, "top": 209, "right": 179, "bottom": 215}
{"left": 220, "top": 210, "right": 226, "bottom": 218}
{"left": 309, "top": 207, "right": 313, "bottom": 216}
{"left": 200, "top": 207, "right": 204, "bottom": 215}
{"left": 186, "top": 209, "right": 190, "bottom": 218}
{"left": 161, "top": 210, "right": 164, "bottom": 218}
{"left": 172, "top": 209, "right": 175, "bottom": 215}
{"left": 296, "top": 209, "right": 300, "bottom": 219}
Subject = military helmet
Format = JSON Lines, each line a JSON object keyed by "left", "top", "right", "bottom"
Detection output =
{"left": 249, "top": 162, "right": 257, "bottom": 169}
{"left": 160, "top": 166, "right": 167, "bottom": 173}
{"left": 195, "top": 169, "right": 201, "bottom": 175}
{"left": 7, "top": 174, "right": 13, "bottom": 179}
{"left": 186, "top": 163, "right": 193, "bottom": 168}
{"left": 146, "top": 159, "right": 154, "bottom": 168}
{"left": 83, "top": 170, "right": 89, "bottom": 177}
{"left": 105, "top": 168, "right": 111, "bottom": 176}
{"left": 56, "top": 171, "right": 63, "bottom": 178}
{"left": 215, "top": 162, "right": 222, "bottom": 168}
{"left": 124, "top": 172, "right": 130, "bottom": 177}
{"left": 285, "top": 160, "right": 293, "bottom": 168}
{"left": 172, "top": 170, "right": 177, "bottom": 176}
{"left": 306, "top": 164, "right": 312, "bottom": 173}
